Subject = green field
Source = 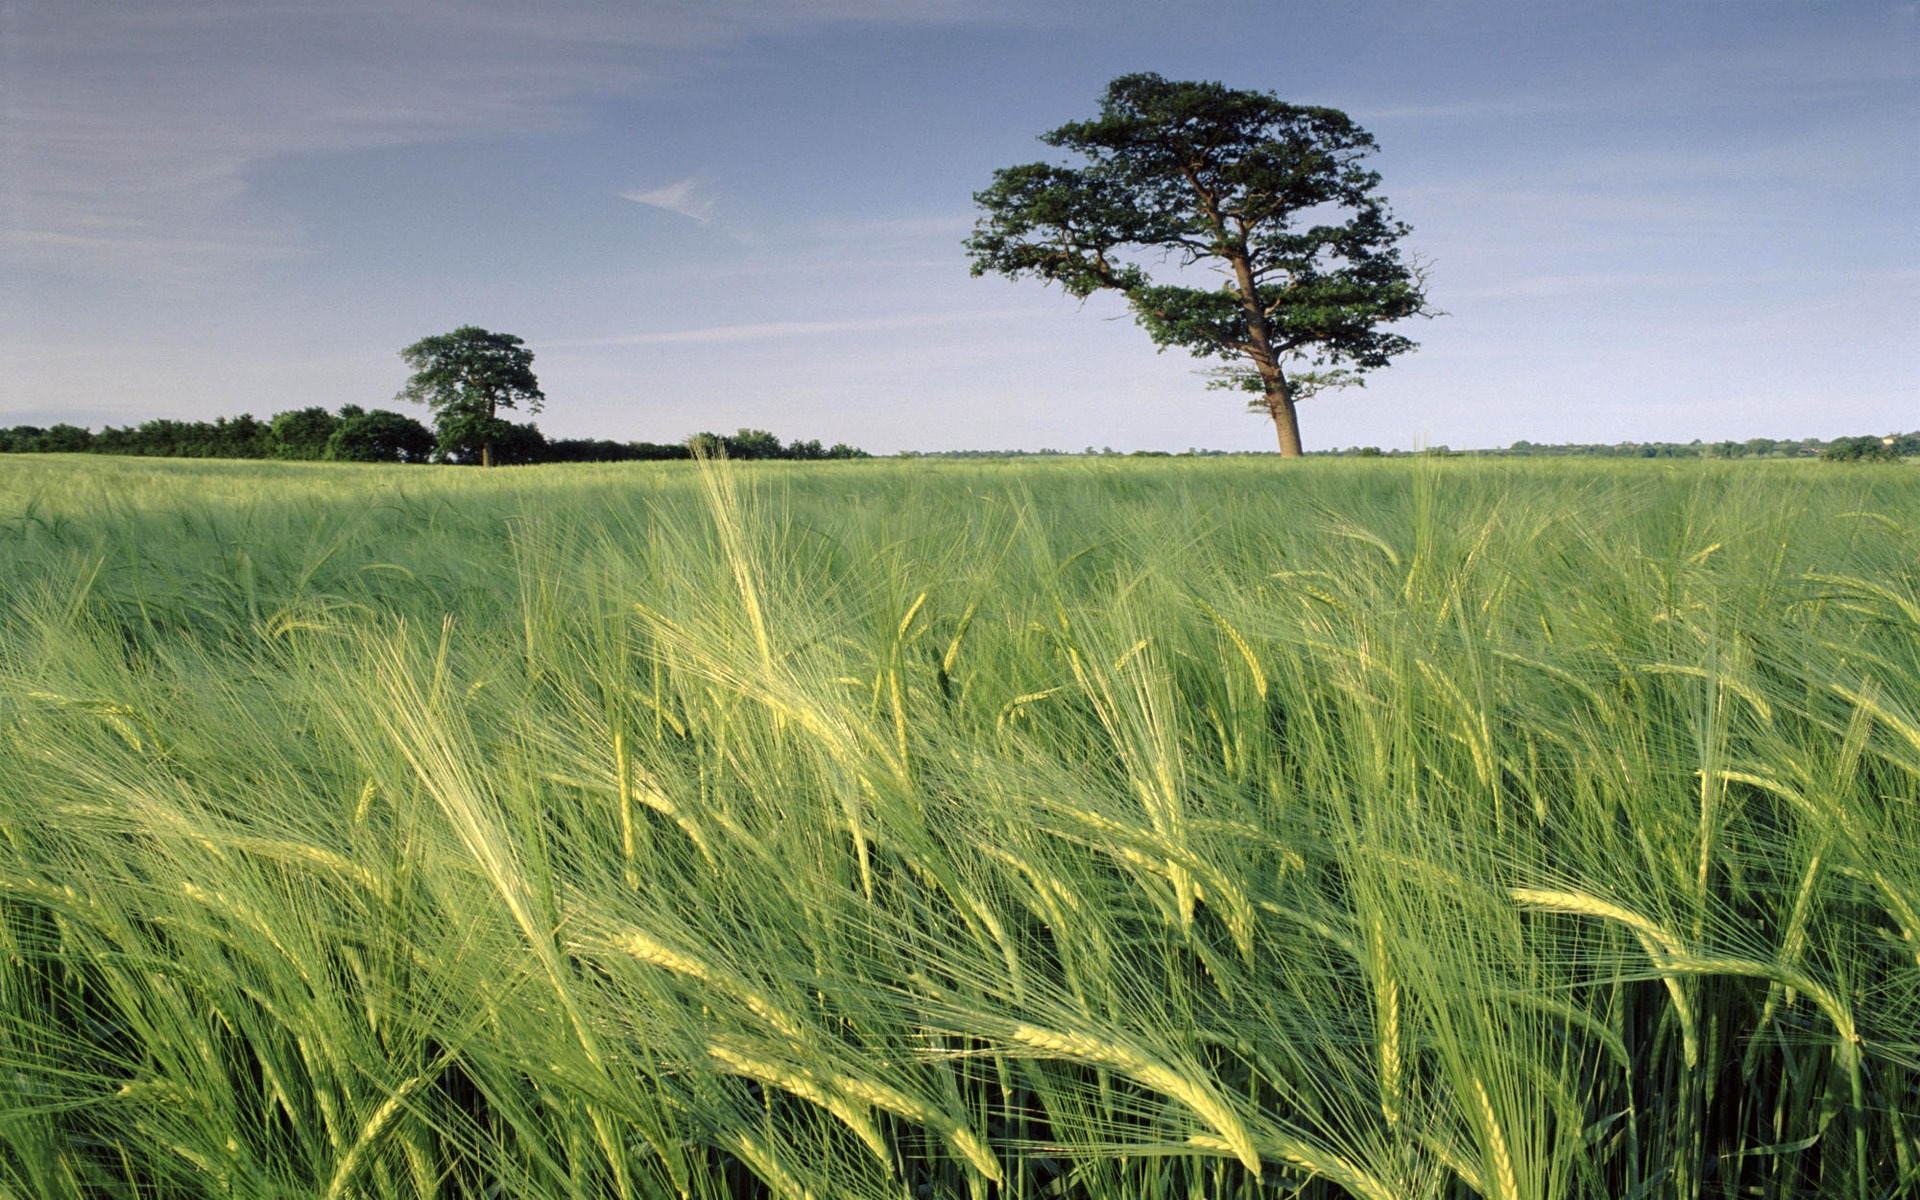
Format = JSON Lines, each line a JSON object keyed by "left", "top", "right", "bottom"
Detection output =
{"left": 2, "top": 454, "right": 1915, "bottom": 1199}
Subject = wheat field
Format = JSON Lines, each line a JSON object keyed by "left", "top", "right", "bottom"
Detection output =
{"left": 1, "top": 453, "right": 1915, "bottom": 1198}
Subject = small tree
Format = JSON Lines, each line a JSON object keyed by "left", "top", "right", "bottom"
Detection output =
{"left": 268, "top": 406, "right": 341, "bottom": 460}
{"left": 723, "top": 429, "right": 785, "bottom": 460}
{"left": 967, "top": 73, "right": 1432, "bottom": 456}
{"left": 326, "top": 406, "right": 436, "bottom": 463}
{"left": 397, "top": 326, "right": 545, "bottom": 467}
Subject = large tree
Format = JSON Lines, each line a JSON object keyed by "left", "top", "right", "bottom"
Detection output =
{"left": 967, "top": 73, "right": 1432, "bottom": 456}
{"left": 397, "top": 326, "right": 545, "bottom": 467}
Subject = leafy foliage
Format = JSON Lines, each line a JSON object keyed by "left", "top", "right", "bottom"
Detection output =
{"left": 34, "top": 423, "right": 99, "bottom": 453}
{"left": 434, "top": 416, "right": 547, "bottom": 466}
{"left": 92, "top": 414, "right": 272, "bottom": 458}
{"left": 1820, "top": 435, "right": 1903, "bottom": 463}
{"left": 325, "top": 406, "right": 437, "bottom": 463}
{"left": 268, "top": 406, "right": 342, "bottom": 460}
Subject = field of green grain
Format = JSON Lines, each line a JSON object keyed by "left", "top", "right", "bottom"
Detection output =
{"left": 1, "top": 454, "right": 1915, "bottom": 1199}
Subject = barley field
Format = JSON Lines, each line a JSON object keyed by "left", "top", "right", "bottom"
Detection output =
{"left": 1, "top": 453, "right": 1915, "bottom": 1199}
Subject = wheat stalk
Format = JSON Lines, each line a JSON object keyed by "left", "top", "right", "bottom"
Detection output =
{"left": 1470, "top": 1077, "right": 1518, "bottom": 1200}
{"left": 707, "top": 1042, "right": 891, "bottom": 1165}
{"left": 1008, "top": 1024, "right": 1259, "bottom": 1173}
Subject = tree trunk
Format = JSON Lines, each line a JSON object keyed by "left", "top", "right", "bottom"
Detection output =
{"left": 1267, "top": 389, "right": 1304, "bottom": 457}
{"left": 1223, "top": 246, "right": 1305, "bottom": 457}
{"left": 1254, "top": 357, "right": 1304, "bottom": 457}
{"left": 481, "top": 442, "right": 494, "bottom": 468}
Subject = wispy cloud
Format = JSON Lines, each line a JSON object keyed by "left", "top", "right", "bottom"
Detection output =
{"left": 620, "top": 177, "right": 718, "bottom": 225}
{"left": 549, "top": 308, "right": 1041, "bottom": 348}
{"left": 0, "top": 1, "right": 1027, "bottom": 279}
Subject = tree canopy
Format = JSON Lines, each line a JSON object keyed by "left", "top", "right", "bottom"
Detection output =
{"left": 326, "top": 406, "right": 437, "bottom": 463}
{"left": 967, "top": 73, "right": 1432, "bottom": 455}
{"left": 397, "top": 326, "right": 545, "bottom": 467}
{"left": 268, "top": 406, "right": 340, "bottom": 460}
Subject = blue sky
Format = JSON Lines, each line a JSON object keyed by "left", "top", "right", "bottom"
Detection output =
{"left": 3, "top": 0, "right": 1914, "bottom": 453}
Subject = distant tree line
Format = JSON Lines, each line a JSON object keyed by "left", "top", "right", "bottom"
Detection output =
{"left": 0, "top": 409, "right": 869, "bottom": 464}
{"left": 6, "top": 412, "right": 1907, "bottom": 465}
{"left": 1307, "top": 434, "right": 1918, "bottom": 460}
{"left": 1481, "top": 434, "right": 1920, "bottom": 460}
{"left": 0, "top": 407, "right": 434, "bottom": 462}
{"left": 895, "top": 435, "right": 1918, "bottom": 460}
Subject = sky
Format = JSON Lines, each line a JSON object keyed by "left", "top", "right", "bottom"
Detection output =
{"left": 2, "top": 0, "right": 1915, "bottom": 454}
